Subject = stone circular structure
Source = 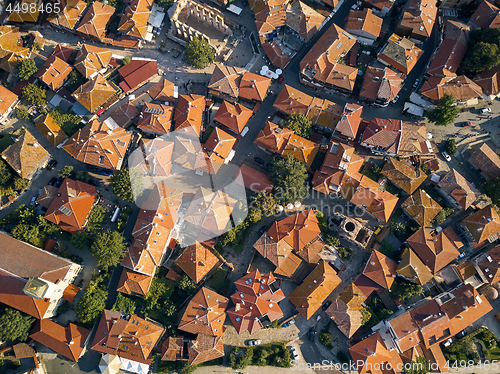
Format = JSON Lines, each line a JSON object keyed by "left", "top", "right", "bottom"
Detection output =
{"left": 345, "top": 222, "right": 356, "bottom": 232}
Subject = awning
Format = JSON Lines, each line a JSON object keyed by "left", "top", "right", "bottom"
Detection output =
{"left": 120, "top": 358, "right": 150, "bottom": 374}
{"left": 62, "top": 284, "right": 80, "bottom": 303}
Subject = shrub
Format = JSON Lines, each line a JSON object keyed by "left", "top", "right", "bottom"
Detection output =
{"left": 319, "top": 332, "right": 332, "bottom": 346}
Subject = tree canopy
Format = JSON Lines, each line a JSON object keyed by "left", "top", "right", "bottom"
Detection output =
{"left": 462, "top": 28, "right": 500, "bottom": 74}
{"left": 185, "top": 37, "right": 215, "bottom": 69}
{"left": 251, "top": 191, "right": 279, "bottom": 216}
{"left": 0, "top": 308, "right": 34, "bottom": 342}
{"left": 22, "top": 84, "right": 46, "bottom": 106}
{"left": 16, "top": 59, "right": 37, "bottom": 81}
{"left": 77, "top": 277, "right": 107, "bottom": 325}
{"left": 59, "top": 165, "right": 74, "bottom": 179}
{"left": 484, "top": 177, "right": 500, "bottom": 206}
{"left": 112, "top": 293, "right": 137, "bottom": 315}
{"left": 91, "top": 231, "right": 127, "bottom": 270}
{"left": 426, "top": 94, "right": 459, "bottom": 126}
{"left": 391, "top": 278, "right": 424, "bottom": 302}
{"left": 111, "top": 168, "right": 142, "bottom": 202}
{"left": 281, "top": 113, "right": 312, "bottom": 138}
{"left": 402, "top": 357, "right": 429, "bottom": 374}
{"left": 444, "top": 139, "right": 457, "bottom": 156}
{"left": 269, "top": 156, "right": 308, "bottom": 205}
{"left": 16, "top": 107, "right": 30, "bottom": 120}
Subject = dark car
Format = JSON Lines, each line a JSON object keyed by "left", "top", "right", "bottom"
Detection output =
{"left": 100, "top": 169, "right": 112, "bottom": 176}
{"left": 46, "top": 159, "right": 58, "bottom": 170}
{"left": 277, "top": 75, "right": 284, "bottom": 84}
{"left": 308, "top": 327, "right": 316, "bottom": 341}
{"left": 253, "top": 157, "right": 265, "bottom": 165}
{"left": 48, "top": 177, "right": 57, "bottom": 186}
{"left": 456, "top": 330, "right": 467, "bottom": 339}
{"left": 54, "top": 178, "right": 63, "bottom": 188}
{"left": 172, "top": 49, "right": 181, "bottom": 58}
{"left": 322, "top": 300, "right": 332, "bottom": 311}
{"left": 257, "top": 225, "right": 268, "bottom": 236}
{"left": 282, "top": 319, "right": 295, "bottom": 328}
{"left": 462, "top": 121, "right": 473, "bottom": 127}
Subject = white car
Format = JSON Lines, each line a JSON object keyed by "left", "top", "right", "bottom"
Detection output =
{"left": 247, "top": 340, "right": 261, "bottom": 346}
{"left": 481, "top": 108, "right": 492, "bottom": 113}
{"left": 289, "top": 346, "right": 300, "bottom": 361}
{"left": 441, "top": 151, "right": 451, "bottom": 161}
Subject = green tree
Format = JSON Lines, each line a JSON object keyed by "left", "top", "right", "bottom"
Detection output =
{"left": 32, "top": 42, "right": 42, "bottom": 52}
{"left": 0, "top": 308, "right": 34, "bottom": 342}
{"left": 77, "top": 277, "right": 107, "bottom": 325}
{"left": 185, "top": 37, "right": 215, "bottom": 69}
{"left": 360, "top": 307, "right": 371, "bottom": 325}
{"left": 13, "top": 177, "right": 29, "bottom": 191}
{"left": 402, "top": 357, "right": 429, "bottom": 374}
{"left": 445, "top": 139, "right": 457, "bottom": 156}
{"left": 22, "top": 84, "right": 46, "bottom": 106}
{"left": 16, "top": 107, "right": 30, "bottom": 120}
{"left": 426, "top": 94, "right": 459, "bottom": 127}
{"left": 484, "top": 177, "right": 500, "bottom": 206}
{"left": 281, "top": 113, "right": 312, "bottom": 138}
{"left": 269, "top": 156, "right": 308, "bottom": 205}
{"left": 0, "top": 159, "right": 13, "bottom": 186}
{"left": 16, "top": 59, "right": 37, "bottom": 81}
{"left": 75, "top": 171, "right": 90, "bottom": 183}
{"left": 178, "top": 274, "right": 196, "bottom": 293}
{"left": 90, "top": 231, "right": 127, "bottom": 270}
{"left": 393, "top": 222, "right": 406, "bottom": 236}
{"left": 112, "top": 293, "right": 137, "bottom": 314}
{"left": 86, "top": 205, "right": 106, "bottom": 231}
{"left": 59, "top": 165, "right": 74, "bottom": 179}
{"left": 319, "top": 332, "right": 332, "bottom": 346}
{"left": 251, "top": 191, "right": 279, "bottom": 216}
{"left": 122, "top": 57, "right": 131, "bottom": 65}
{"left": 157, "top": 0, "right": 174, "bottom": 9}
{"left": 391, "top": 279, "right": 424, "bottom": 302}
{"left": 111, "top": 168, "right": 142, "bottom": 202}
{"left": 70, "top": 231, "right": 92, "bottom": 249}
{"left": 247, "top": 207, "right": 262, "bottom": 224}
{"left": 462, "top": 42, "right": 500, "bottom": 73}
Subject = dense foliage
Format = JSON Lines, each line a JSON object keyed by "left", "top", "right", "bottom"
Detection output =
{"left": 281, "top": 113, "right": 312, "bottom": 138}
{"left": 462, "top": 28, "right": 500, "bottom": 74}
{"left": 50, "top": 108, "right": 82, "bottom": 137}
{"left": 426, "top": 94, "right": 459, "bottom": 127}
{"left": 22, "top": 84, "right": 46, "bottom": 106}
{"left": 390, "top": 278, "right": 424, "bottom": 302}
{"left": 15, "top": 107, "right": 30, "bottom": 120}
{"left": 111, "top": 168, "right": 142, "bottom": 202}
{"left": 0, "top": 308, "right": 34, "bottom": 342}
{"left": 77, "top": 275, "right": 108, "bottom": 325}
{"left": 251, "top": 191, "right": 279, "bottom": 216}
{"left": 90, "top": 230, "right": 127, "bottom": 270}
{"left": 269, "top": 156, "right": 308, "bottom": 205}
{"left": 185, "top": 37, "right": 215, "bottom": 69}
{"left": 16, "top": 59, "right": 37, "bottom": 81}
{"left": 484, "top": 178, "right": 500, "bottom": 206}
{"left": 112, "top": 293, "right": 137, "bottom": 314}
{"left": 444, "top": 139, "right": 457, "bottom": 156}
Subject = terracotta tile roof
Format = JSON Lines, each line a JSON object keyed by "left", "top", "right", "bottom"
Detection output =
{"left": 477, "top": 245, "right": 500, "bottom": 284}
{"left": 360, "top": 118, "right": 401, "bottom": 154}
{"left": 119, "top": 60, "right": 158, "bottom": 93}
{"left": 44, "top": 178, "right": 98, "bottom": 232}
{"left": 397, "top": 248, "right": 433, "bottom": 285}
{"left": 0, "top": 84, "right": 18, "bottom": 118}
{"left": 76, "top": 1, "right": 114, "bottom": 42}
{"left": 130, "top": 138, "right": 173, "bottom": 177}
{"left": 288, "top": 260, "right": 341, "bottom": 319}
{"left": 470, "top": 0, "right": 500, "bottom": 28}
{"left": 325, "top": 284, "right": 366, "bottom": 337}
{"left": 378, "top": 34, "right": 424, "bottom": 76}
{"left": 208, "top": 64, "right": 245, "bottom": 99}
{"left": 362, "top": 249, "right": 397, "bottom": 289}
{"left": 176, "top": 242, "right": 219, "bottom": 283}
{"left": 179, "top": 287, "right": 228, "bottom": 336}
{"left": 335, "top": 103, "right": 363, "bottom": 140}
{"left": 116, "top": 268, "right": 153, "bottom": 296}
{"left": 407, "top": 226, "right": 462, "bottom": 272}
{"left": 1, "top": 128, "right": 50, "bottom": 180}
{"left": 360, "top": 66, "right": 403, "bottom": 103}
{"left": 147, "top": 79, "right": 177, "bottom": 103}
{"left": 203, "top": 127, "right": 237, "bottom": 167}
{"left": 13, "top": 343, "right": 36, "bottom": 359}
{"left": 382, "top": 158, "right": 426, "bottom": 194}
{"left": 254, "top": 2, "right": 286, "bottom": 35}
{"left": 427, "top": 20, "right": 469, "bottom": 78}
{"left": 50, "top": 43, "right": 75, "bottom": 63}
{"left": 91, "top": 310, "right": 165, "bottom": 364}
{"left": 254, "top": 121, "right": 294, "bottom": 154}
{"left": 463, "top": 205, "right": 500, "bottom": 243}
{"left": 469, "top": 143, "right": 500, "bottom": 180}
{"left": 238, "top": 72, "right": 271, "bottom": 102}
{"left": 399, "top": 122, "right": 436, "bottom": 156}
{"left": 399, "top": 0, "right": 437, "bottom": 39}
{"left": 36, "top": 55, "right": 73, "bottom": 90}
{"left": 237, "top": 164, "right": 274, "bottom": 192}
{"left": 7, "top": 0, "right": 42, "bottom": 22}
{"left": 47, "top": 0, "right": 87, "bottom": 30}
{"left": 349, "top": 332, "right": 402, "bottom": 374}
{"left": 110, "top": 102, "right": 140, "bottom": 128}
{"left": 438, "top": 169, "right": 480, "bottom": 209}
{"left": 72, "top": 74, "right": 117, "bottom": 113}
{"left": 137, "top": 102, "right": 173, "bottom": 135}
{"left": 188, "top": 334, "right": 224, "bottom": 365}
{"left": 345, "top": 9, "right": 382, "bottom": 40}
{"left": 421, "top": 75, "right": 483, "bottom": 103}
{"left": 74, "top": 44, "right": 112, "bottom": 79}
{"left": 402, "top": 190, "right": 442, "bottom": 227}
{"left": 365, "top": 0, "right": 396, "bottom": 12}
{"left": 118, "top": 0, "right": 152, "bottom": 39}
{"left": 227, "top": 269, "right": 285, "bottom": 334}
{"left": 63, "top": 119, "right": 131, "bottom": 170}
{"left": 261, "top": 42, "right": 292, "bottom": 69}
{"left": 173, "top": 136, "right": 214, "bottom": 173}
{"left": 474, "top": 66, "right": 500, "bottom": 96}
{"left": 30, "top": 320, "right": 90, "bottom": 361}
{"left": 161, "top": 336, "right": 187, "bottom": 361}
{"left": 213, "top": 101, "right": 253, "bottom": 134}
{"left": 388, "top": 310, "right": 421, "bottom": 352}
{"left": 174, "top": 94, "right": 205, "bottom": 137}
{"left": 0, "top": 26, "right": 30, "bottom": 73}
{"left": 35, "top": 185, "right": 58, "bottom": 209}
{"left": 282, "top": 135, "right": 319, "bottom": 167}
{"left": 285, "top": 1, "right": 325, "bottom": 41}
{"left": 62, "top": 284, "right": 80, "bottom": 302}
{"left": 274, "top": 85, "right": 343, "bottom": 129}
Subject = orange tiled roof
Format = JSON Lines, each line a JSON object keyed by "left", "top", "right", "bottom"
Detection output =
{"left": 382, "top": 158, "right": 426, "bottom": 194}
{"left": 47, "top": 0, "right": 87, "bottom": 30}
{"left": 130, "top": 137, "right": 173, "bottom": 177}
{"left": 174, "top": 94, "right": 205, "bottom": 138}
{"left": 36, "top": 55, "right": 73, "bottom": 90}
{"left": 261, "top": 41, "right": 292, "bottom": 69}
{"left": 469, "top": 143, "right": 500, "bottom": 180}
{"left": 137, "top": 102, "right": 174, "bottom": 135}
{"left": 76, "top": 1, "right": 114, "bottom": 42}
{"left": 285, "top": 1, "right": 325, "bottom": 41}
{"left": 50, "top": 43, "right": 75, "bottom": 63}
{"left": 399, "top": 122, "right": 436, "bottom": 157}
{"left": 176, "top": 242, "right": 219, "bottom": 283}
{"left": 30, "top": 320, "right": 90, "bottom": 362}
{"left": 402, "top": 189, "right": 442, "bottom": 227}
{"left": 208, "top": 64, "right": 245, "bottom": 99}
{"left": 282, "top": 135, "right": 319, "bottom": 168}
{"left": 438, "top": 169, "right": 480, "bottom": 210}
{"left": 62, "top": 119, "right": 131, "bottom": 170}
{"left": 335, "top": 103, "right": 363, "bottom": 140}
{"left": 477, "top": 245, "right": 500, "bottom": 284}
{"left": 239, "top": 72, "right": 271, "bottom": 102}
{"left": 325, "top": 284, "right": 366, "bottom": 338}
{"left": 378, "top": 34, "right": 423, "bottom": 76}
{"left": 360, "top": 118, "right": 401, "bottom": 154}
{"left": 44, "top": 178, "right": 98, "bottom": 232}
{"left": 1, "top": 128, "right": 50, "bottom": 180}
{"left": 237, "top": 164, "right": 274, "bottom": 192}
{"left": 474, "top": 66, "right": 500, "bottom": 96}
{"left": 147, "top": 79, "right": 177, "bottom": 103}
{"left": 178, "top": 287, "right": 228, "bottom": 336}
{"left": 254, "top": 121, "right": 294, "bottom": 154}
{"left": 204, "top": 127, "right": 237, "bottom": 162}
{"left": 116, "top": 268, "right": 153, "bottom": 296}
{"left": 362, "top": 249, "right": 397, "bottom": 289}
{"left": 110, "top": 102, "right": 140, "bottom": 128}
{"left": 91, "top": 310, "right": 164, "bottom": 364}
{"left": 470, "top": 0, "right": 500, "bottom": 29}
{"left": 349, "top": 332, "right": 402, "bottom": 374}
{"left": 71, "top": 74, "right": 117, "bottom": 113}
{"left": 463, "top": 205, "right": 500, "bottom": 243}
{"left": 399, "top": 0, "right": 438, "bottom": 39}
{"left": 74, "top": 44, "right": 112, "bottom": 79}
{"left": 0, "top": 84, "right": 18, "bottom": 117}
{"left": 227, "top": 269, "right": 285, "bottom": 334}
{"left": 213, "top": 101, "right": 253, "bottom": 134}
{"left": 360, "top": 66, "right": 403, "bottom": 103}
{"left": 407, "top": 226, "right": 462, "bottom": 272}
{"left": 397, "top": 247, "right": 433, "bottom": 285}
{"left": 7, "top": 0, "right": 42, "bottom": 23}
{"left": 345, "top": 9, "right": 382, "bottom": 40}
{"left": 35, "top": 185, "right": 58, "bottom": 209}
{"left": 421, "top": 75, "right": 483, "bottom": 103}
{"left": 0, "top": 26, "right": 30, "bottom": 73}
{"left": 288, "top": 260, "right": 341, "bottom": 320}
{"left": 188, "top": 334, "right": 224, "bottom": 365}
{"left": 118, "top": 0, "right": 152, "bottom": 40}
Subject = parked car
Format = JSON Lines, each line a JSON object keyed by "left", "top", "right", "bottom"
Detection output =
{"left": 257, "top": 225, "right": 268, "bottom": 235}
{"left": 456, "top": 252, "right": 467, "bottom": 260}
{"left": 54, "top": 178, "right": 63, "bottom": 188}
{"left": 289, "top": 346, "right": 299, "bottom": 361}
{"left": 30, "top": 196, "right": 36, "bottom": 206}
{"left": 441, "top": 151, "right": 451, "bottom": 161}
{"left": 322, "top": 300, "right": 332, "bottom": 311}
{"left": 456, "top": 330, "right": 467, "bottom": 339}
{"left": 48, "top": 177, "right": 57, "bottom": 186}
{"left": 462, "top": 121, "right": 473, "bottom": 127}
{"left": 172, "top": 50, "right": 181, "bottom": 58}
{"left": 481, "top": 107, "right": 492, "bottom": 113}
{"left": 38, "top": 188, "right": 43, "bottom": 195}
{"left": 413, "top": 79, "right": 420, "bottom": 88}
{"left": 308, "top": 327, "right": 316, "bottom": 341}
{"left": 253, "top": 157, "right": 265, "bottom": 166}
{"left": 277, "top": 75, "right": 284, "bottom": 84}
{"left": 282, "top": 319, "right": 295, "bottom": 328}
{"left": 46, "top": 159, "right": 57, "bottom": 170}
{"left": 100, "top": 169, "right": 112, "bottom": 176}
{"left": 246, "top": 340, "right": 261, "bottom": 346}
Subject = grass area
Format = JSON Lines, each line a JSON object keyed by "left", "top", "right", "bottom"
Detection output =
{"left": 443, "top": 327, "right": 500, "bottom": 363}
{"left": 379, "top": 240, "right": 397, "bottom": 260}
{"left": 206, "top": 267, "right": 230, "bottom": 294}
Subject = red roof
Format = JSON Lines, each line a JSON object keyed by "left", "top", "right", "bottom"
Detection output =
{"left": 237, "top": 164, "right": 274, "bottom": 192}
{"left": 118, "top": 60, "right": 158, "bottom": 93}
